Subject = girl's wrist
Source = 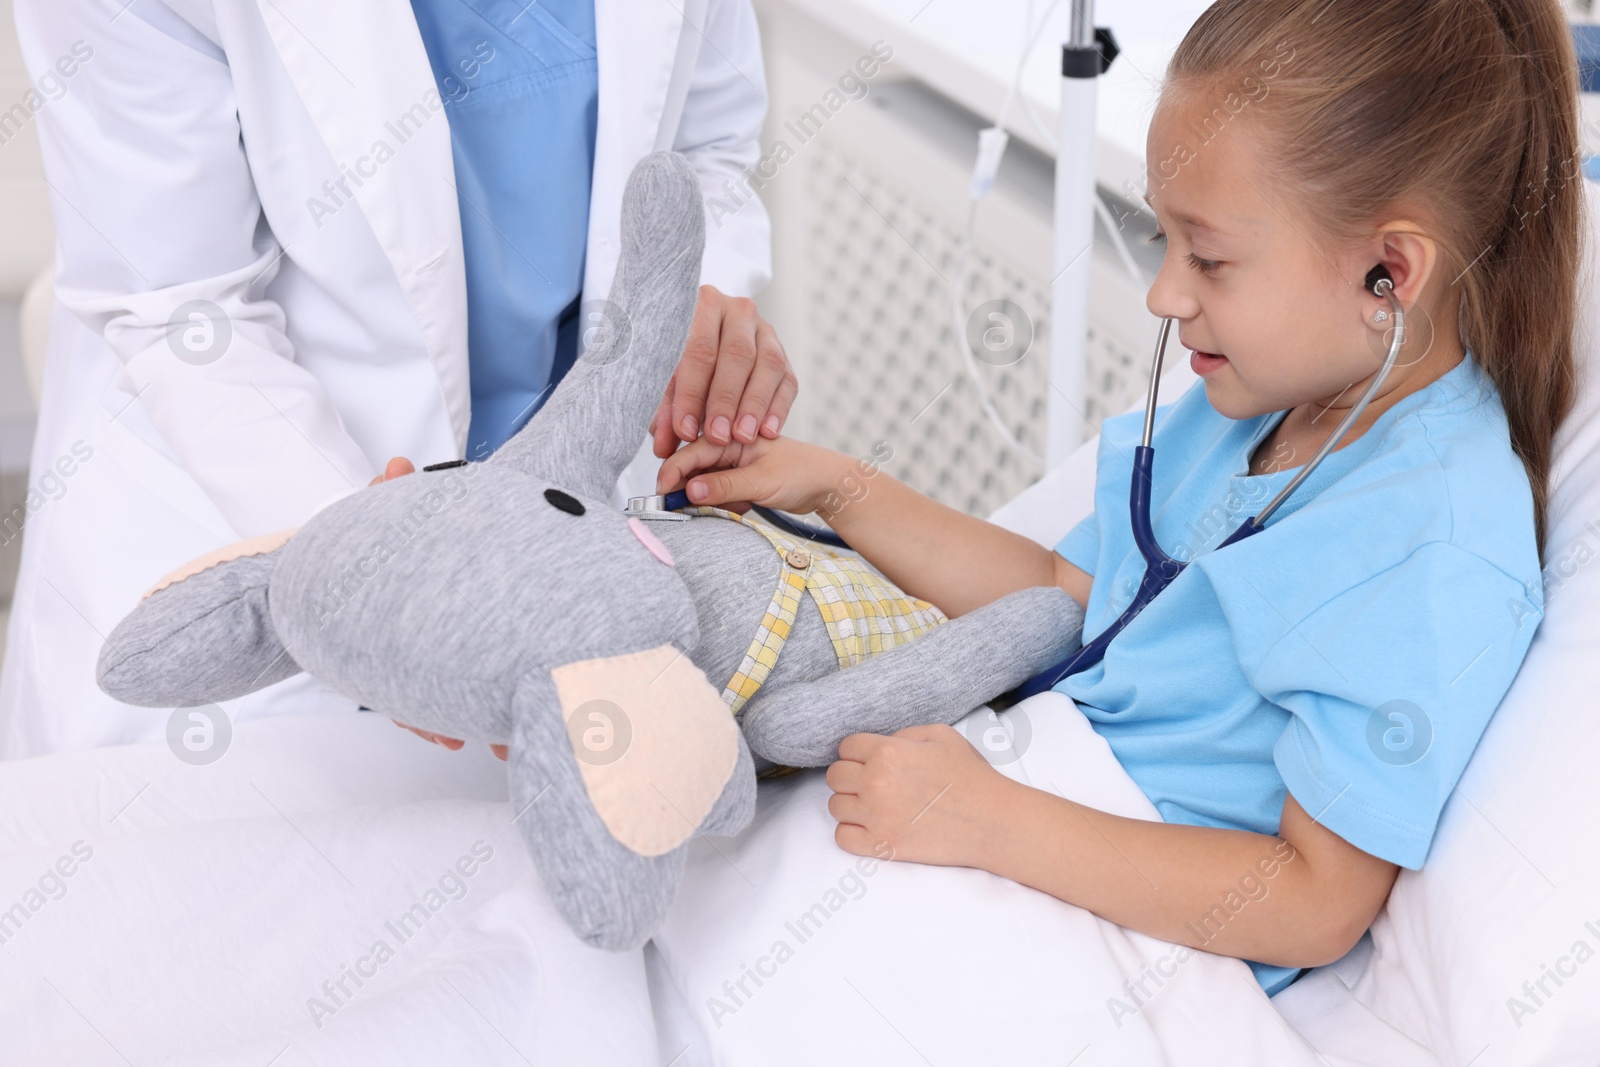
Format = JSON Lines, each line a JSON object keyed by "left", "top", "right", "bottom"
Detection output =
{"left": 961, "top": 770, "right": 1028, "bottom": 873}
{"left": 813, "top": 447, "right": 895, "bottom": 528}
{"left": 807, "top": 447, "right": 855, "bottom": 520}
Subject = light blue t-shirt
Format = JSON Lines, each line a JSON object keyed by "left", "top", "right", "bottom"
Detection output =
{"left": 1052, "top": 352, "right": 1544, "bottom": 996}
{"left": 409, "top": 0, "right": 599, "bottom": 460}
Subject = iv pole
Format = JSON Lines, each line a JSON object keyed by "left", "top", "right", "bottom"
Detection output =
{"left": 1049, "top": 4, "right": 1120, "bottom": 462}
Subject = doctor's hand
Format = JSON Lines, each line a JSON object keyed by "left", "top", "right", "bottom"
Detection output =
{"left": 369, "top": 457, "right": 415, "bottom": 486}
{"left": 391, "top": 720, "right": 508, "bottom": 762}
{"left": 648, "top": 286, "right": 797, "bottom": 459}
{"left": 654, "top": 434, "right": 849, "bottom": 518}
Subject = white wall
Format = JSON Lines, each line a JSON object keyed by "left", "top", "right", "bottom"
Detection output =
{"left": 748, "top": 0, "right": 1163, "bottom": 519}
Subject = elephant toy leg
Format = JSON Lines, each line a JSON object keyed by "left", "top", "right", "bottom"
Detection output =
{"left": 738, "top": 585, "right": 1086, "bottom": 768}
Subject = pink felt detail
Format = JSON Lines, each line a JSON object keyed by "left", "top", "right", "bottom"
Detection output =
{"left": 628, "top": 517, "right": 676, "bottom": 567}
{"left": 140, "top": 526, "right": 300, "bottom": 601}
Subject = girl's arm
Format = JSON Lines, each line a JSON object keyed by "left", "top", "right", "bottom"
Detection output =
{"left": 653, "top": 436, "right": 1092, "bottom": 615}
{"left": 827, "top": 725, "right": 1400, "bottom": 968}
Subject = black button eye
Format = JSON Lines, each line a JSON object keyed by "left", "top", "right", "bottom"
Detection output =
{"left": 544, "top": 488, "right": 585, "bottom": 516}
{"left": 422, "top": 459, "right": 468, "bottom": 472}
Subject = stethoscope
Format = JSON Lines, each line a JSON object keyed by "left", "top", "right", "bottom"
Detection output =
{"left": 624, "top": 492, "right": 851, "bottom": 548}
{"left": 1003, "top": 264, "right": 1406, "bottom": 702}
{"left": 627, "top": 264, "right": 1405, "bottom": 704}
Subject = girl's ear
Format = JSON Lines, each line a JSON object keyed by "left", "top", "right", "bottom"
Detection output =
{"left": 97, "top": 529, "right": 304, "bottom": 707}
{"left": 488, "top": 151, "right": 705, "bottom": 499}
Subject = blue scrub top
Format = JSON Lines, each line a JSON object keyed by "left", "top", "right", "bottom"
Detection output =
{"left": 1053, "top": 352, "right": 1544, "bottom": 995}
{"left": 408, "top": 0, "right": 599, "bottom": 460}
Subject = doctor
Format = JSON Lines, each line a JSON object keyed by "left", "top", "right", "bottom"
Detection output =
{"left": 1, "top": 0, "right": 787, "bottom": 757}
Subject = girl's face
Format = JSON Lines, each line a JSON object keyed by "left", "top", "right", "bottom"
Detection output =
{"left": 1142, "top": 94, "right": 1398, "bottom": 421}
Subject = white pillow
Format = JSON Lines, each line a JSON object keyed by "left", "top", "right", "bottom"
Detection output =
{"left": 1315, "top": 184, "right": 1600, "bottom": 1064}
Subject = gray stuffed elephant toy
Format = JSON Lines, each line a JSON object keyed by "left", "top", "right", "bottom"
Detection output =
{"left": 95, "top": 152, "right": 1086, "bottom": 951}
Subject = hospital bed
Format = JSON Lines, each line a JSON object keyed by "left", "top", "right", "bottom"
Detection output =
{"left": 7, "top": 206, "right": 1600, "bottom": 1064}
{"left": 6, "top": 166, "right": 1600, "bottom": 1061}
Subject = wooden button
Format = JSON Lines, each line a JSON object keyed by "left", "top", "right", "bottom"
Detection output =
{"left": 785, "top": 548, "right": 811, "bottom": 568}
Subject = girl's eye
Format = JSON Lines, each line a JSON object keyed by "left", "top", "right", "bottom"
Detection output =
{"left": 1144, "top": 231, "right": 1220, "bottom": 275}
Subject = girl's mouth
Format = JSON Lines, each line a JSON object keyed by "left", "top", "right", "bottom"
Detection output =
{"left": 1190, "top": 350, "right": 1228, "bottom": 376}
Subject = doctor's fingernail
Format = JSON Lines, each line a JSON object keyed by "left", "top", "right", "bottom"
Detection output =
{"left": 711, "top": 415, "right": 731, "bottom": 441}
{"left": 736, "top": 414, "right": 757, "bottom": 440}
{"left": 688, "top": 481, "right": 707, "bottom": 501}
{"left": 681, "top": 414, "right": 698, "bottom": 438}
{"left": 763, "top": 415, "right": 780, "bottom": 436}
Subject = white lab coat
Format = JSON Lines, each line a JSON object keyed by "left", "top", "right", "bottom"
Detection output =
{"left": 0, "top": 0, "right": 772, "bottom": 756}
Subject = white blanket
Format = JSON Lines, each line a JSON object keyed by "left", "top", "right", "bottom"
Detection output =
{"left": 0, "top": 713, "right": 661, "bottom": 1066}
{"left": 655, "top": 692, "right": 1324, "bottom": 1067}
{"left": 0, "top": 698, "right": 1328, "bottom": 1066}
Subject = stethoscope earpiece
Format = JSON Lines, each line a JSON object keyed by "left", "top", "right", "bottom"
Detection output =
{"left": 1364, "top": 263, "right": 1394, "bottom": 297}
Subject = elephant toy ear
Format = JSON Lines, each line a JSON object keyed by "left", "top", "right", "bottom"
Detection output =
{"left": 505, "top": 643, "right": 757, "bottom": 950}
{"left": 96, "top": 529, "right": 304, "bottom": 707}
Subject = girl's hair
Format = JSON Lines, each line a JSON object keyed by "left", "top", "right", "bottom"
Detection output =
{"left": 1166, "top": 0, "right": 1585, "bottom": 563}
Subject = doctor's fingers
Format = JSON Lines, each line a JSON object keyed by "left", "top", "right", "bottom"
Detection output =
{"left": 675, "top": 288, "right": 793, "bottom": 447}
{"left": 649, "top": 377, "right": 682, "bottom": 459}
{"left": 701, "top": 314, "right": 790, "bottom": 444}
{"left": 668, "top": 285, "right": 735, "bottom": 442}
{"left": 736, "top": 321, "right": 797, "bottom": 443}
{"left": 368, "top": 456, "right": 416, "bottom": 486}
{"left": 393, "top": 720, "right": 465, "bottom": 750}
{"left": 651, "top": 345, "right": 793, "bottom": 460}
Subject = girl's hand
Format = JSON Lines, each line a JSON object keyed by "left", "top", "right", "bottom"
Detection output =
{"left": 825, "top": 724, "right": 1014, "bottom": 868}
{"left": 654, "top": 434, "right": 849, "bottom": 518}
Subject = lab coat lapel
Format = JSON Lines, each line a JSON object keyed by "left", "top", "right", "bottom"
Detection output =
{"left": 586, "top": 0, "right": 690, "bottom": 301}
{"left": 254, "top": 0, "right": 471, "bottom": 453}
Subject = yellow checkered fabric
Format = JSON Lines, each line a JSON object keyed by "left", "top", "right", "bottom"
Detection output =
{"left": 683, "top": 506, "right": 948, "bottom": 714}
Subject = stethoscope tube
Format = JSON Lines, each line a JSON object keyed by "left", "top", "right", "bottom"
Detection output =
{"left": 644, "top": 269, "right": 1405, "bottom": 706}
{"left": 1002, "top": 270, "right": 1406, "bottom": 703}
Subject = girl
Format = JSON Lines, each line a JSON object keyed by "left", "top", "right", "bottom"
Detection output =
{"left": 655, "top": 0, "right": 1583, "bottom": 995}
